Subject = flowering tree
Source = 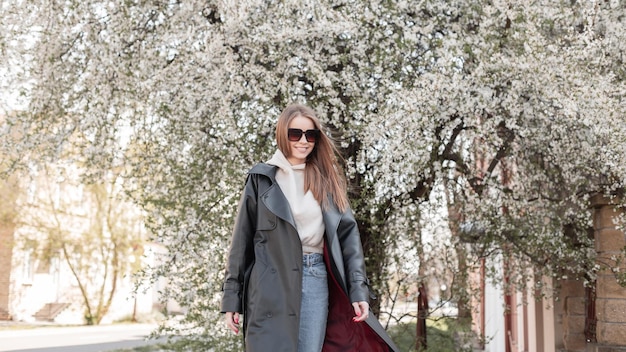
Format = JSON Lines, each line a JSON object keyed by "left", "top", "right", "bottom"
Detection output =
{"left": 1, "top": 0, "right": 624, "bottom": 348}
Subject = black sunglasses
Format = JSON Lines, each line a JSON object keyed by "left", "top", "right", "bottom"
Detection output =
{"left": 287, "top": 128, "right": 320, "bottom": 142}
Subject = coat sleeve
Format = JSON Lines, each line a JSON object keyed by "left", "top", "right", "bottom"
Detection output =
{"left": 220, "top": 174, "right": 258, "bottom": 313}
{"left": 336, "top": 207, "right": 371, "bottom": 304}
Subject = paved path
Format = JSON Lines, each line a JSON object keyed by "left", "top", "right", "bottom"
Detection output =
{"left": 0, "top": 323, "right": 165, "bottom": 352}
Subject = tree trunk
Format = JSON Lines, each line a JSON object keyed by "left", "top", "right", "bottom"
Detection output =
{"left": 416, "top": 282, "right": 428, "bottom": 351}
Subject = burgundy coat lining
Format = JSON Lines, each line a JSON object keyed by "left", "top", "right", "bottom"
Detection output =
{"left": 322, "top": 245, "right": 390, "bottom": 352}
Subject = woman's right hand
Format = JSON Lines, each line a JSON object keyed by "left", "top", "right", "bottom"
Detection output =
{"left": 225, "top": 312, "right": 240, "bottom": 334}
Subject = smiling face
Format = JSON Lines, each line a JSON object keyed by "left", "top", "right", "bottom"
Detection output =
{"left": 286, "top": 115, "right": 316, "bottom": 165}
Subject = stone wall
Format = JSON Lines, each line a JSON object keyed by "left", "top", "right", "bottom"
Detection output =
{"left": 556, "top": 278, "right": 587, "bottom": 352}
{"left": 0, "top": 176, "right": 18, "bottom": 320}
{"left": 0, "top": 225, "right": 13, "bottom": 320}
{"left": 588, "top": 194, "right": 626, "bottom": 352}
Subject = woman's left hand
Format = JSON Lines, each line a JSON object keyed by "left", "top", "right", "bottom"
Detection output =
{"left": 352, "top": 301, "right": 369, "bottom": 322}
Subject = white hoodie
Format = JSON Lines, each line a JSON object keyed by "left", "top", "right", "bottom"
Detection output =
{"left": 266, "top": 150, "right": 325, "bottom": 254}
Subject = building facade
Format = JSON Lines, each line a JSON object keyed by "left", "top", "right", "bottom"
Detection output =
{"left": 0, "top": 165, "right": 168, "bottom": 325}
{"left": 473, "top": 194, "right": 626, "bottom": 352}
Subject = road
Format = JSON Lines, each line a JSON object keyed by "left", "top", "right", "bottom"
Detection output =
{"left": 0, "top": 323, "right": 166, "bottom": 352}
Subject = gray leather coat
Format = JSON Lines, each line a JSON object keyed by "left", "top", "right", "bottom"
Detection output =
{"left": 221, "top": 163, "right": 398, "bottom": 352}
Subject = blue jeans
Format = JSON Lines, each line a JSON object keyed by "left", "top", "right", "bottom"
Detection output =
{"left": 298, "top": 253, "right": 328, "bottom": 352}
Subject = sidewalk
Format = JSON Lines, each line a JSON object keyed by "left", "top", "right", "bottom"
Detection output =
{"left": 0, "top": 322, "right": 163, "bottom": 352}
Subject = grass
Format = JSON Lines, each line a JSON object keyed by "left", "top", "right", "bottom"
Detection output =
{"left": 387, "top": 317, "right": 474, "bottom": 352}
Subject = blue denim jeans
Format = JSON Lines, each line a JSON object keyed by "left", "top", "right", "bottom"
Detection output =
{"left": 298, "top": 253, "right": 329, "bottom": 352}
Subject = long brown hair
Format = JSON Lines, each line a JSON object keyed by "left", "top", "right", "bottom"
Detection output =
{"left": 275, "top": 104, "right": 349, "bottom": 212}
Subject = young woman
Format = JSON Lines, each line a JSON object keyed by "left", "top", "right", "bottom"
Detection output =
{"left": 221, "top": 104, "right": 398, "bottom": 352}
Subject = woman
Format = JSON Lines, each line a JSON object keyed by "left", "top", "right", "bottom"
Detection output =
{"left": 221, "top": 104, "right": 398, "bottom": 352}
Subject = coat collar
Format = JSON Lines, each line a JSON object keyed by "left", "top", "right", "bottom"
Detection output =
{"left": 249, "top": 163, "right": 343, "bottom": 237}
{"left": 250, "top": 163, "right": 296, "bottom": 229}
